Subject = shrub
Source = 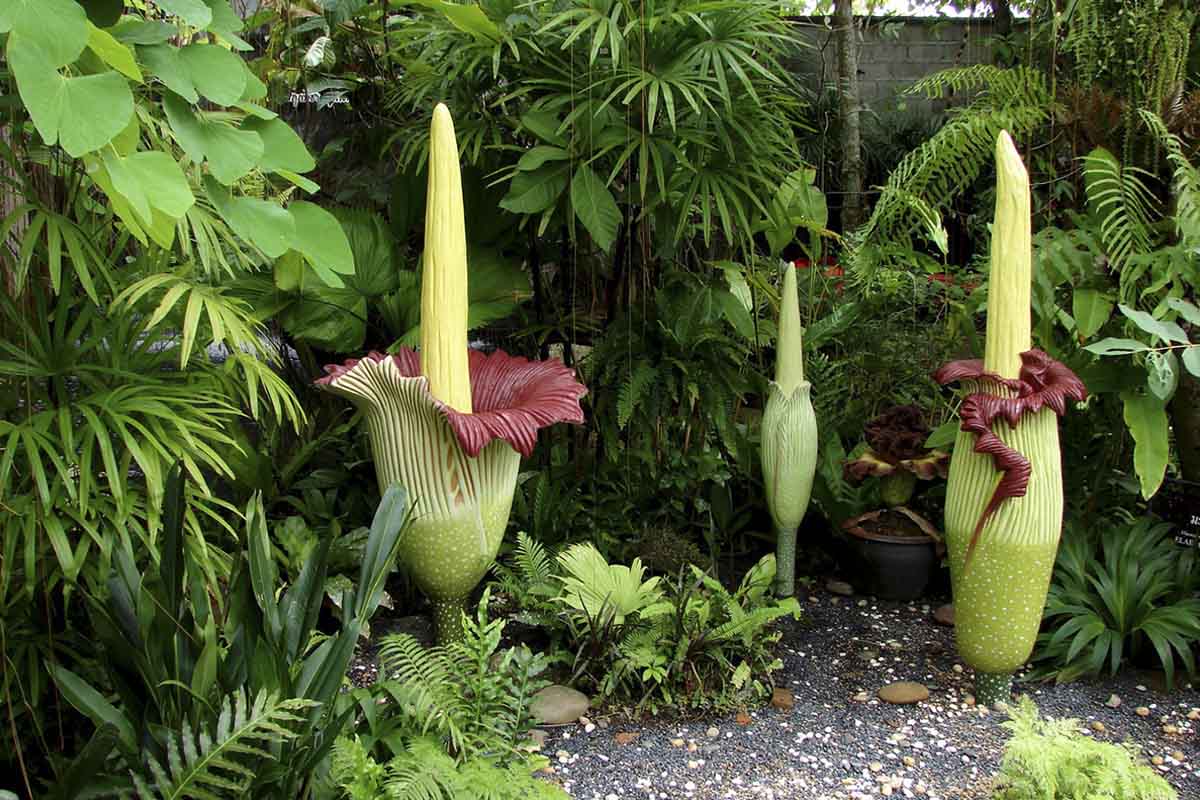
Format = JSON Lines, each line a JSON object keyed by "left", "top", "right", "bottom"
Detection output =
{"left": 1032, "top": 512, "right": 1200, "bottom": 688}
{"left": 992, "top": 697, "right": 1177, "bottom": 800}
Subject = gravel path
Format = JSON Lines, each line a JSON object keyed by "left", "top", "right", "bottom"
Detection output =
{"left": 538, "top": 586, "right": 1200, "bottom": 800}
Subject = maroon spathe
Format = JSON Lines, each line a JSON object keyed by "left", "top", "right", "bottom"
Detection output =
{"left": 318, "top": 348, "right": 587, "bottom": 458}
{"left": 935, "top": 349, "right": 1087, "bottom": 565}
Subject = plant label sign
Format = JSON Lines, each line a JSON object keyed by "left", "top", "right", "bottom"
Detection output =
{"left": 1152, "top": 479, "right": 1200, "bottom": 549}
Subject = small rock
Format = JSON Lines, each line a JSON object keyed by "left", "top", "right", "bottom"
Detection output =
{"left": 902, "top": 756, "right": 916, "bottom": 767}
{"left": 531, "top": 685, "right": 590, "bottom": 724}
{"left": 878, "top": 681, "right": 930, "bottom": 705}
{"left": 671, "top": 738, "right": 685, "bottom": 747}
{"left": 528, "top": 730, "right": 547, "bottom": 750}
{"left": 1136, "top": 706, "right": 1151, "bottom": 717}
{"left": 963, "top": 695, "right": 976, "bottom": 707}
{"left": 687, "top": 741, "right": 698, "bottom": 752}
{"left": 555, "top": 749, "right": 569, "bottom": 763}
{"left": 615, "top": 732, "right": 639, "bottom": 746}
{"left": 771, "top": 687, "right": 795, "bottom": 710}
{"left": 1105, "top": 694, "right": 1121, "bottom": 708}
{"left": 736, "top": 711, "right": 752, "bottom": 726}
{"left": 1152, "top": 755, "right": 1164, "bottom": 766}
{"left": 952, "top": 664, "right": 964, "bottom": 674}
{"left": 1172, "top": 750, "right": 1186, "bottom": 762}
{"left": 687, "top": 759, "right": 700, "bottom": 769}
{"left": 992, "top": 701, "right": 1009, "bottom": 713}
{"left": 857, "top": 599, "right": 868, "bottom": 607}
{"left": 1091, "top": 721, "right": 1105, "bottom": 733}
{"left": 1188, "top": 709, "right": 1200, "bottom": 721}
{"left": 853, "top": 690, "right": 870, "bottom": 702}
{"left": 826, "top": 579, "right": 855, "bottom": 596}
{"left": 933, "top": 604, "right": 955, "bottom": 626}
{"left": 583, "top": 722, "right": 596, "bottom": 733}
{"left": 1163, "top": 724, "right": 1179, "bottom": 735}
{"left": 869, "top": 761, "right": 883, "bottom": 772}
{"left": 706, "top": 726, "right": 720, "bottom": 738}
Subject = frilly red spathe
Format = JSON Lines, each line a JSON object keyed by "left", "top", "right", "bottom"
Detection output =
{"left": 317, "top": 348, "right": 587, "bottom": 458}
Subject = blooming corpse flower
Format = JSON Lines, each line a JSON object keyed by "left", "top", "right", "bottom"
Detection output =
{"left": 317, "top": 104, "right": 586, "bottom": 641}
{"left": 316, "top": 348, "right": 585, "bottom": 640}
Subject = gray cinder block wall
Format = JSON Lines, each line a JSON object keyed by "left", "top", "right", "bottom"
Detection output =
{"left": 788, "top": 16, "right": 1004, "bottom": 107}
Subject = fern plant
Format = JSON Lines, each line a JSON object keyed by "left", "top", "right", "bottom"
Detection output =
{"left": 374, "top": 590, "right": 551, "bottom": 763}
{"left": 337, "top": 591, "right": 560, "bottom": 800}
{"left": 994, "top": 696, "right": 1177, "bottom": 800}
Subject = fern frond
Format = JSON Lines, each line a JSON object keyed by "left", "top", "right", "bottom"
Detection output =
{"left": 133, "top": 690, "right": 312, "bottom": 800}
{"left": 618, "top": 361, "right": 658, "bottom": 430}
{"left": 514, "top": 530, "right": 556, "bottom": 586}
{"left": 1082, "top": 147, "right": 1160, "bottom": 287}
{"left": 857, "top": 66, "right": 1051, "bottom": 265}
{"left": 1140, "top": 110, "right": 1200, "bottom": 248}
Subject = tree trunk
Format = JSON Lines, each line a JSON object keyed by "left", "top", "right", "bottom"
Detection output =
{"left": 1171, "top": 367, "right": 1200, "bottom": 484}
{"left": 835, "top": 0, "right": 864, "bottom": 232}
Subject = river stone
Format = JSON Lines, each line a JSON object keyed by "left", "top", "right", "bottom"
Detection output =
{"left": 933, "top": 604, "right": 955, "bottom": 626}
{"left": 531, "top": 685, "right": 590, "bottom": 724}
{"left": 826, "top": 579, "right": 855, "bottom": 596}
{"left": 878, "top": 681, "right": 930, "bottom": 704}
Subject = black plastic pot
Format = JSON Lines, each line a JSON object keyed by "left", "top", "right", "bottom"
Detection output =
{"left": 841, "top": 508, "right": 940, "bottom": 601}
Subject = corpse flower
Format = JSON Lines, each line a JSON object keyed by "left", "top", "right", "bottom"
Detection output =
{"left": 760, "top": 261, "right": 818, "bottom": 597}
{"left": 317, "top": 105, "right": 586, "bottom": 642}
{"left": 935, "top": 131, "right": 1086, "bottom": 705}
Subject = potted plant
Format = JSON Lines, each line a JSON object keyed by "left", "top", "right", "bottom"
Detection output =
{"left": 840, "top": 405, "right": 950, "bottom": 600}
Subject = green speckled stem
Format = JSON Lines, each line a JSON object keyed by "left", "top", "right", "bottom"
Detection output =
{"left": 945, "top": 393, "right": 1062, "bottom": 675}
{"left": 773, "top": 524, "right": 797, "bottom": 597}
{"left": 974, "top": 671, "right": 1013, "bottom": 707}
{"left": 431, "top": 596, "right": 468, "bottom": 643}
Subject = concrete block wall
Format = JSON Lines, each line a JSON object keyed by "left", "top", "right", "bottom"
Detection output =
{"left": 788, "top": 16, "right": 1003, "bottom": 108}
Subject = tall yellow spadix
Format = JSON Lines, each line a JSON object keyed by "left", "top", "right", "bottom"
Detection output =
{"left": 775, "top": 263, "right": 805, "bottom": 393}
{"left": 421, "top": 103, "right": 472, "bottom": 413}
{"left": 983, "top": 131, "right": 1031, "bottom": 380}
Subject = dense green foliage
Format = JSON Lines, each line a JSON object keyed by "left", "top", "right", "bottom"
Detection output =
{"left": 332, "top": 591, "right": 564, "bottom": 800}
{"left": 492, "top": 538, "right": 800, "bottom": 711}
{"left": 46, "top": 470, "right": 411, "bottom": 799}
{"left": 993, "top": 697, "right": 1177, "bottom": 800}
{"left": 1032, "top": 513, "right": 1200, "bottom": 687}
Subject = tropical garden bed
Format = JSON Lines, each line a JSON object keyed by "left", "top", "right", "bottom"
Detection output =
{"left": 3, "top": 1, "right": 1200, "bottom": 800}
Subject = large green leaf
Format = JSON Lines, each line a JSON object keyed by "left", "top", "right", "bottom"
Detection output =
{"left": 570, "top": 165, "right": 620, "bottom": 253}
{"left": 102, "top": 150, "right": 195, "bottom": 226}
{"left": 155, "top": 0, "right": 213, "bottom": 27}
{"left": 1072, "top": 288, "right": 1113, "bottom": 339}
{"left": 1146, "top": 351, "right": 1178, "bottom": 402}
{"left": 287, "top": 202, "right": 356, "bottom": 287}
{"left": 0, "top": 0, "right": 88, "bottom": 68}
{"left": 87, "top": 23, "right": 142, "bottom": 81}
{"left": 1119, "top": 304, "right": 1188, "bottom": 344}
{"left": 242, "top": 117, "right": 315, "bottom": 174}
{"left": 413, "top": 0, "right": 500, "bottom": 42}
{"left": 181, "top": 43, "right": 247, "bottom": 105}
{"left": 163, "top": 92, "right": 263, "bottom": 184}
{"left": 47, "top": 665, "right": 136, "bottom": 751}
{"left": 500, "top": 163, "right": 569, "bottom": 214}
{"left": 274, "top": 253, "right": 367, "bottom": 351}
{"left": 8, "top": 36, "right": 133, "bottom": 157}
{"left": 1121, "top": 390, "right": 1169, "bottom": 499}
{"left": 333, "top": 207, "right": 400, "bottom": 296}
{"left": 206, "top": 178, "right": 296, "bottom": 259}
{"left": 1183, "top": 346, "right": 1200, "bottom": 378}
{"left": 138, "top": 44, "right": 199, "bottom": 102}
